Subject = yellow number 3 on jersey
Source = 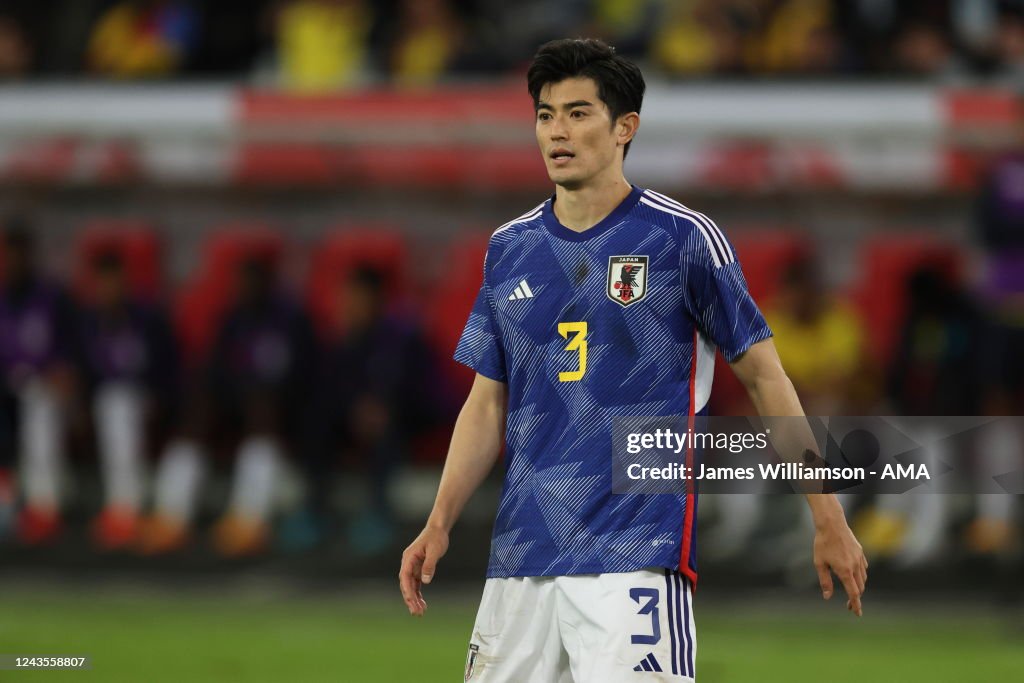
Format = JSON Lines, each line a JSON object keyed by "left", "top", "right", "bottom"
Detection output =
{"left": 557, "top": 321, "right": 588, "bottom": 382}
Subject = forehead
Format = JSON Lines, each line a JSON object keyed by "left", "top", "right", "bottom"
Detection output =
{"left": 538, "top": 77, "right": 605, "bottom": 109}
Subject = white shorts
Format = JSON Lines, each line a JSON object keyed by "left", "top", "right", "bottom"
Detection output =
{"left": 465, "top": 568, "right": 695, "bottom": 682}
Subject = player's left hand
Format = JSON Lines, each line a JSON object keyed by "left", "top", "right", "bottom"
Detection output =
{"left": 813, "top": 515, "right": 868, "bottom": 617}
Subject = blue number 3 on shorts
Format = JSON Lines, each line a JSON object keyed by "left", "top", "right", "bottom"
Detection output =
{"left": 465, "top": 568, "right": 696, "bottom": 682}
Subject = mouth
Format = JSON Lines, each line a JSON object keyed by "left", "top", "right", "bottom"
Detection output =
{"left": 549, "top": 148, "right": 575, "bottom": 165}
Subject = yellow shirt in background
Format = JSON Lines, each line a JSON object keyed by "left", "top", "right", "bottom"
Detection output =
{"left": 765, "top": 303, "right": 863, "bottom": 393}
{"left": 88, "top": 4, "right": 178, "bottom": 77}
{"left": 278, "top": 0, "right": 370, "bottom": 92}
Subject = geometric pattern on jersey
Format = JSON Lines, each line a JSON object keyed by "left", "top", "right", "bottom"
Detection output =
{"left": 455, "top": 185, "right": 771, "bottom": 581}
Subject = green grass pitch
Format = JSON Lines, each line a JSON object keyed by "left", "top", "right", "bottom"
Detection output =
{"left": 1, "top": 586, "right": 1021, "bottom": 682}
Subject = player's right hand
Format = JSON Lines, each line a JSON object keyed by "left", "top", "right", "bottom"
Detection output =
{"left": 399, "top": 525, "right": 449, "bottom": 616}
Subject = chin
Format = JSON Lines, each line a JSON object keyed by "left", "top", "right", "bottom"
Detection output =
{"left": 548, "top": 169, "right": 585, "bottom": 190}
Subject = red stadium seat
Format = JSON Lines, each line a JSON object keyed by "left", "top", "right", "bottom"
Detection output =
{"left": 851, "top": 234, "right": 964, "bottom": 367}
{"left": 423, "top": 231, "right": 489, "bottom": 396}
{"left": 174, "top": 224, "right": 285, "bottom": 363}
{"left": 305, "top": 226, "right": 408, "bottom": 337}
{"left": 404, "top": 231, "right": 490, "bottom": 464}
{"left": 73, "top": 220, "right": 163, "bottom": 302}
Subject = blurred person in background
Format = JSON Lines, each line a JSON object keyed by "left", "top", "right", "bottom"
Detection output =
{"left": 892, "top": 20, "right": 959, "bottom": 77}
{"left": 941, "top": 0, "right": 1018, "bottom": 80}
{"left": 86, "top": 0, "right": 198, "bottom": 78}
{"left": 707, "top": 252, "right": 866, "bottom": 570}
{"left": 283, "top": 264, "right": 436, "bottom": 555}
{"left": 757, "top": 0, "right": 841, "bottom": 74}
{"left": 77, "top": 248, "right": 179, "bottom": 551}
{"left": 0, "top": 217, "right": 79, "bottom": 545}
{"left": 831, "top": 0, "right": 898, "bottom": 73}
{"left": 886, "top": 267, "right": 983, "bottom": 417}
{"left": 0, "top": 12, "right": 32, "bottom": 78}
{"left": 991, "top": 8, "right": 1024, "bottom": 83}
{"left": 765, "top": 253, "right": 866, "bottom": 415}
{"left": 450, "top": 0, "right": 588, "bottom": 75}
{"left": 271, "top": 0, "right": 372, "bottom": 91}
{"left": 650, "top": 0, "right": 837, "bottom": 77}
{"left": 885, "top": 2, "right": 964, "bottom": 78}
{"left": 137, "top": 401, "right": 206, "bottom": 555}
{"left": 649, "top": 0, "right": 745, "bottom": 76}
{"left": 854, "top": 265, "right": 984, "bottom": 565}
{"left": 202, "top": 255, "right": 315, "bottom": 557}
{"left": 137, "top": 356, "right": 210, "bottom": 556}
{"left": 976, "top": 106, "right": 1024, "bottom": 418}
{"left": 967, "top": 125, "right": 1024, "bottom": 558}
{"left": 583, "top": 0, "right": 660, "bottom": 59}
{"left": 388, "top": 0, "right": 463, "bottom": 86}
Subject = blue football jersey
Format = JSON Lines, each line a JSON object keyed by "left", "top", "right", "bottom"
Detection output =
{"left": 454, "top": 185, "right": 771, "bottom": 584}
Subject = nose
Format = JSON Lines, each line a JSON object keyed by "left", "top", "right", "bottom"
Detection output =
{"left": 549, "top": 113, "right": 568, "bottom": 140}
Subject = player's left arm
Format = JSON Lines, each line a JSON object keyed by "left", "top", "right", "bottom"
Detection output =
{"left": 729, "top": 337, "right": 868, "bottom": 617}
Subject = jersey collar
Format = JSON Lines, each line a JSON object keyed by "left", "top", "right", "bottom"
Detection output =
{"left": 542, "top": 184, "right": 643, "bottom": 242}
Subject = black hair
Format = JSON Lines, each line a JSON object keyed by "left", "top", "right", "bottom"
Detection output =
{"left": 350, "top": 263, "right": 386, "bottom": 296}
{"left": 527, "top": 38, "right": 646, "bottom": 158}
{"left": 907, "top": 264, "right": 953, "bottom": 315}
{"left": 782, "top": 253, "right": 817, "bottom": 288}
{"left": 240, "top": 254, "right": 275, "bottom": 281}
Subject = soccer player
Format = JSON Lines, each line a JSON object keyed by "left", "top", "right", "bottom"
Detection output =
{"left": 288, "top": 264, "right": 436, "bottom": 554}
{"left": 0, "top": 217, "right": 79, "bottom": 545}
{"left": 204, "top": 255, "right": 316, "bottom": 557}
{"left": 77, "top": 248, "right": 179, "bottom": 550}
{"left": 399, "top": 39, "right": 867, "bottom": 681}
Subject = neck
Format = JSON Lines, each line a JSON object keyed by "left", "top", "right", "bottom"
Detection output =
{"left": 552, "top": 172, "right": 632, "bottom": 232}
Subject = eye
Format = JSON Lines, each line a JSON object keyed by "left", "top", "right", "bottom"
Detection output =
{"left": 570, "top": 110, "right": 586, "bottom": 119}
{"left": 537, "top": 112, "right": 552, "bottom": 122}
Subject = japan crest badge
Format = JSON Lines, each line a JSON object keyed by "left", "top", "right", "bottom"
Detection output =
{"left": 607, "top": 255, "right": 649, "bottom": 307}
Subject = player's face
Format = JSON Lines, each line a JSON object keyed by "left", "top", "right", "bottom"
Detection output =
{"left": 535, "top": 77, "right": 624, "bottom": 189}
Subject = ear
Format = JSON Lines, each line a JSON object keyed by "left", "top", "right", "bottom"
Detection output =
{"left": 617, "top": 112, "right": 640, "bottom": 148}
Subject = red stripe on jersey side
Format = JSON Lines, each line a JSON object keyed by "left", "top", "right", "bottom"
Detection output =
{"left": 679, "top": 329, "right": 699, "bottom": 588}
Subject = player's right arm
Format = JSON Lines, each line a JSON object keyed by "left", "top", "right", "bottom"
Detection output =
{"left": 399, "top": 372, "right": 507, "bottom": 616}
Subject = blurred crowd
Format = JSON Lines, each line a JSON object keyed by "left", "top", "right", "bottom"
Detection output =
{"left": 4, "top": 1, "right": 1024, "bottom": 86}
{"left": 710, "top": 242, "right": 1023, "bottom": 575}
{"left": 703, "top": 149, "right": 1024, "bottom": 576}
{"left": 0, "top": 216, "right": 452, "bottom": 558}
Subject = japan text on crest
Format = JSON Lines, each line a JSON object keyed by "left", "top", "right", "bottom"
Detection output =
{"left": 607, "top": 255, "right": 649, "bottom": 307}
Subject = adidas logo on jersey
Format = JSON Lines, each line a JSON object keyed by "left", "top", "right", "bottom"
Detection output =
{"left": 633, "top": 653, "right": 663, "bottom": 673}
{"left": 508, "top": 280, "right": 535, "bottom": 300}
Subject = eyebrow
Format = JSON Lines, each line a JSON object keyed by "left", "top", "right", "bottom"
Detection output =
{"left": 536, "top": 99, "right": 595, "bottom": 111}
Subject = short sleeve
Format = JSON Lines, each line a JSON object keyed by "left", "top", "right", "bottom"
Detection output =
{"left": 679, "top": 224, "right": 772, "bottom": 362}
{"left": 453, "top": 252, "right": 507, "bottom": 382}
